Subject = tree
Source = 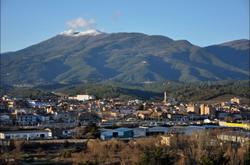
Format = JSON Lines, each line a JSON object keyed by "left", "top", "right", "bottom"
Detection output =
{"left": 139, "top": 147, "right": 176, "bottom": 165}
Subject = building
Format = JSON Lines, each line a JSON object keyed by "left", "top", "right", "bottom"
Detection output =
{"left": 165, "top": 113, "right": 185, "bottom": 121}
{"left": 28, "top": 100, "right": 51, "bottom": 108}
{"left": 230, "top": 97, "right": 240, "bottom": 104}
{"left": 219, "top": 121, "right": 250, "bottom": 130}
{"left": 100, "top": 127, "right": 134, "bottom": 140}
{"left": 160, "top": 135, "right": 173, "bottom": 146}
{"left": 163, "top": 92, "right": 167, "bottom": 103}
{"left": 0, "top": 114, "right": 12, "bottom": 125}
{"left": 7, "top": 101, "right": 15, "bottom": 109}
{"left": 69, "top": 95, "right": 95, "bottom": 101}
{"left": 147, "top": 126, "right": 169, "bottom": 135}
{"left": 135, "top": 110, "right": 152, "bottom": 120}
{"left": 133, "top": 127, "right": 147, "bottom": 137}
{"left": 217, "top": 131, "right": 250, "bottom": 145}
{"left": 200, "top": 104, "right": 213, "bottom": 115}
{"left": 16, "top": 114, "right": 40, "bottom": 125}
{"left": 187, "top": 104, "right": 199, "bottom": 114}
{"left": 0, "top": 129, "right": 52, "bottom": 140}
{"left": 0, "top": 101, "right": 8, "bottom": 111}
{"left": 46, "top": 106, "right": 55, "bottom": 114}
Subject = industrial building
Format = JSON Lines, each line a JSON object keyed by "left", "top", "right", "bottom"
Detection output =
{"left": 0, "top": 129, "right": 52, "bottom": 140}
{"left": 100, "top": 127, "right": 134, "bottom": 140}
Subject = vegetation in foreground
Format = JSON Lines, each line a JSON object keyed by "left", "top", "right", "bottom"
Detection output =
{"left": 1, "top": 130, "right": 249, "bottom": 165}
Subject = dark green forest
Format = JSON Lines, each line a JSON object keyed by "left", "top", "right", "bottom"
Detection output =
{"left": 1, "top": 80, "right": 249, "bottom": 103}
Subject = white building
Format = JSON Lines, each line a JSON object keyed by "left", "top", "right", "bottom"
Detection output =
{"left": 0, "top": 129, "right": 52, "bottom": 140}
{"left": 230, "top": 97, "right": 240, "bottom": 104}
{"left": 69, "top": 94, "right": 95, "bottom": 101}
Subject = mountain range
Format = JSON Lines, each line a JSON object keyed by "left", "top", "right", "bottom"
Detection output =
{"left": 1, "top": 30, "right": 249, "bottom": 85}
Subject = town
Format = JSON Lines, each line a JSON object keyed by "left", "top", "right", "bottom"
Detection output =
{"left": 0, "top": 92, "right": 249, "bottom": 140}
{"left": 0, "top": 91, "right": 250, "bottom": 164}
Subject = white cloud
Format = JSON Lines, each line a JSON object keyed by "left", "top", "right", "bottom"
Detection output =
{"left": 66, "top": 17, "right": 96, "bottom": 30}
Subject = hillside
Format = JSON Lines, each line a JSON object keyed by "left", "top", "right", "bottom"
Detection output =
{"left": 0, "top": 30, "right": 249, "bottom": 85}
{"left": 1, "top": 80, "right": 249, "bottom": 103}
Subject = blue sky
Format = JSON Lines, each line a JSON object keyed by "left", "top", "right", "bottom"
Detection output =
{"left": 1, "top": 0, "right": 249, "bottom": 52}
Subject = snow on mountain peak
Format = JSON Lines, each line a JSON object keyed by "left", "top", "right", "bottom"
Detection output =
{"left": 60, "top": 29, "right": 104, "bottom": 36}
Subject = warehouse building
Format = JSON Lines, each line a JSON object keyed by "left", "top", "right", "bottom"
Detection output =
{"left": 0, "top": 129, "right": 52, "bottom": 140}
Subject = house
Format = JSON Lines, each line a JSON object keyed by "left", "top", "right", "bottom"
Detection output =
{"left": 0, "top": 114, "right": 12, "bottom": 125}
{"left": 135, "top": 110, "right": 152, "bottom": 120}
{"left": 160, "top": 135, "right": 173, "bottom": 146}
{"left": 28, "top": 100, "right": 51, "bottom": 108}
{"left": 39, "top": 115, "right": 52, "bottom": 123}
{"left": 7, "top": 101, "right": 15, "bottom": 109}
{"left": 0, "top": 101, "right": 8, "bottom": 111}
{"left": 16, "top": 114, "right": 40, "bottom": 125}
{"left": 150, "top": 111, "right": 162, "bottom": 120}
{"left": 62, "top": 129, "right": 76, "bottom": 137}
{"left": 69, "top": 95, "right": 95, "bottom": 101}
{"left": 78, "top": 112, "right": 101, "bottom": 125}
{"left": 230, "top": 97, "right": 241, "bottom": 104}
{"left": 165, "top": 113, "right": 185, "bottom": 121}
{"left": 54, "top": 112, "right": 77, "bottom": 123}
{"left": 46, "top": 106, "right": 55, "bottom": 114}
{"left": 200, "top": 104, "right": 214, "bottom": 115}
{"left": 187, "top": 104, "right": 199, "bottom": 114}
{"left": 0, "top": 128, "right": 52, "bottom": 140}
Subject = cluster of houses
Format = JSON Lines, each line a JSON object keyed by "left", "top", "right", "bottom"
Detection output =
{"left": 0, "top": 93, "right": 249, "bottom": 145}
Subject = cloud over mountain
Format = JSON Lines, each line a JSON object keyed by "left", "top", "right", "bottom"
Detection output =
{"left": 66, "top": 17, "right": 96, "bottom": 30}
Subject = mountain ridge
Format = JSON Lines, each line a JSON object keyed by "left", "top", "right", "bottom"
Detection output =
{"left": 1, "top": 31, "right": 249, "bottom": 85}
